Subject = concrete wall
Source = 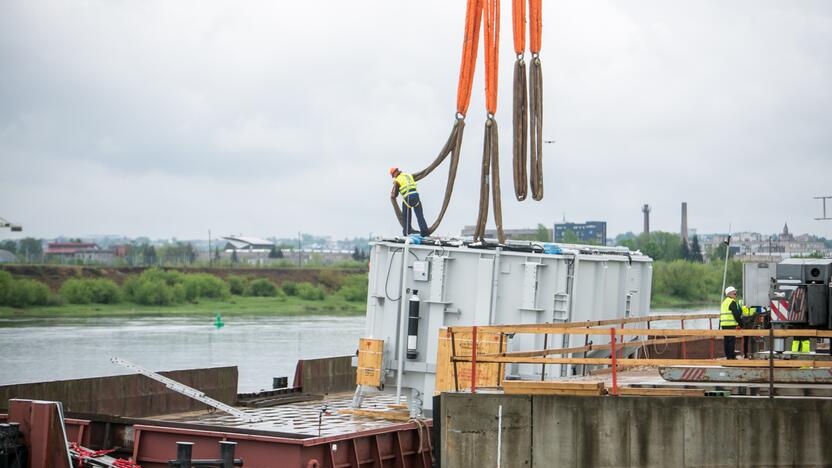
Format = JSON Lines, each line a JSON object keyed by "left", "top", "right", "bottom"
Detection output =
{"left": 441, "top": 392, "right": 832, "bottom": 467}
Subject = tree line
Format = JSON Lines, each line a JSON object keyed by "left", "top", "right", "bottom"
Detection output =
{"left": 616, "top": 231, "right": 741, "bottom": 306}
{"left": 0, "top": 268, "right": 369, "bottom": 309}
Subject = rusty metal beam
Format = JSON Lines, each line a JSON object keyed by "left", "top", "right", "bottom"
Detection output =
{"left": 8, "top": 399, "right": 72, "bottom": 468}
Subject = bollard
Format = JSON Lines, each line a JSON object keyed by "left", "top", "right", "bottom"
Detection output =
{"left": 173, "top": 442, "right": 193, "bottom": 468}
{"left": 167, "top": 440, "right": 244, "bottom": 467}
{"left": 219, "top": 441, "right": 236, "bottom": 468}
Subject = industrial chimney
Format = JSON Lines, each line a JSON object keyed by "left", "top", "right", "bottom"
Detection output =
{"left": 642, "top": 204, "right": 650, "bottom": 235}
{"left": 681, "top": 202, "right": 689, "bottom": 244}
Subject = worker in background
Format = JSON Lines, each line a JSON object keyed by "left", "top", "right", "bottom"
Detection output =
{"left": 390, "top": 167, "right": 429, "bottom": 237}
{"left": 720, "top": 286, "right": 742, "bottom": 359}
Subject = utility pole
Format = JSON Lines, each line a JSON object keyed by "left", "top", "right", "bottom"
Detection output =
{"left": 814, "top": 195, "right": 832, "bottom": 221}
{"left": 298, "top": 231, "right": 302, "bottom": 268}
{"left": 208, "top": 229, "right": 212, "bottom": 266}
{"left": 721, "top": 222, "right": 732, "bottom": 300}
{"left": 642, "top": 204, "right": 651, "bottom": 235}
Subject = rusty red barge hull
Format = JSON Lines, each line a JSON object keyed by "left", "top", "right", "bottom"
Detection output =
{"left": 1, "top": 360, "right": 434, "bottom": 468}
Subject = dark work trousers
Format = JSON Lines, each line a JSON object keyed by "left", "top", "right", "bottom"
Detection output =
{"left": 722, "top": 325, "right": 736, "bottom": 359}
{"left": 402, "top": 193, "right": 429, "bottom": 237}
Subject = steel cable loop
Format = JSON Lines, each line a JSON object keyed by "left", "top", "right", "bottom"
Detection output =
{"left": 390, "top": 118, "right": 465, "bottom": 235}
{"left": 473, "top": 120, "right": 491, "bottom": 242}
{"left": 489, "top": 118, "right": 506, "bottom": 243}
{"left": 512, "top": 57, "right": 528, "bottom": 201}
{"left": 474, "top": 117, "right": 506, "bottom": 244}
{"left": 529, "top": 56, "right": 544, "bottom": 200}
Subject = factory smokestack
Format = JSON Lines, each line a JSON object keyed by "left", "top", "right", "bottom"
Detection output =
{"left": 642, "top": 204, "right": 651, "bottom": 235}
{"left": 681, "top": 202, "right": 689, "bottom": 244}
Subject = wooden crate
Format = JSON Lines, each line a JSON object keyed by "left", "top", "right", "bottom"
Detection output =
{"left": 502, "top": 379, "right": 606, "bottom": 396}
{"left": 356, "top": 338, "right": 384, "bottom": 386}
{"left": 435, "top": 329, "right": 506, "bottom": 394}
{"left": 339, "top": 408, "right": 411, "bottom": 421}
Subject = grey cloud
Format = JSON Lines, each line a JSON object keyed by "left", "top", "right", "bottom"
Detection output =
{"left": 1, "top": 0, "right": 831, "bottom": 240}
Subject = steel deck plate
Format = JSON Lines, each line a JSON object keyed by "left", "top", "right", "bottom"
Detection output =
{"left": 148, "top": 391, "right": 405, "bottom": 438}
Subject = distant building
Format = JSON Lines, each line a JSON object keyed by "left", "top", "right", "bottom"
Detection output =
{"left": 222, "top": 236, "right": 274, "bottom": 253}
{"left": 222, "top": 236, "right": 275, "bottom": 265}
{"left": 700, "top": 223, "right": 829, "bottom": 261}
{"left": 45, "top": 242, "right": 114, "bottom": 264}
{"left": 554, "top": 221, "right": 607, "bottom": 245}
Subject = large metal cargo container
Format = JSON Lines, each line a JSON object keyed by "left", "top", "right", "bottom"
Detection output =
{"left": 743, "top": 262, "right": 775, "bottom": 307}
{"left": 360, "top": 238, "right": 653, "bottom": 414}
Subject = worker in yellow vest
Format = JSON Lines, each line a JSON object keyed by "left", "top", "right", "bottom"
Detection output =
{"left": 720, "top": 286, "right": 742, "bottom": 359}
{"left": 390, "top": 167, "right": 429, "bottom": 237}
{"left": 791, "top": 338, "right": 810, "bottom": 353}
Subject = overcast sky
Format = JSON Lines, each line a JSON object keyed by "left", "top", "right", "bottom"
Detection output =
{"left": 1, "top": 0, "right": 830, "bottom": 241}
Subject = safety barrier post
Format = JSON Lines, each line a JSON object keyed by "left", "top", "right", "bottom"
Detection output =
{"left": 610, "top": 328, "right": 618, "bottom": 396}
{"left": 619, "top": 322, "right": 625, "bottom": 359}
{"left": 451, "top": 330, "right": 460, "bottom": 392}
{"left": 471, "top": 326, "right": 478, "bottom": 394}
{"left": 581, "top": 332, "right": 589, "bottom": 376}
{"left": 681, "top": 319, "right": 687, "bottom": 359}
{"left": 709, "top": 318, "right": 715, "bottom": 359}
{"left": 768, "top": 326, "right": 775, "bottom": 399}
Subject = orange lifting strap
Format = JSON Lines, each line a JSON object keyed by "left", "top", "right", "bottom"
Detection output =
{"left": 472, "top": 0, "right": 505, "bottom": 244}
{"left": 483, "top": 0, "right": 500, "bottom": 117}
{"left": 456, "top": 0, "right": 483, "bottom": 117}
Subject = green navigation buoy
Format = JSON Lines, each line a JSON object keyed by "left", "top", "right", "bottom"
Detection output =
{"left": 214, "top": 312, "right": 225, "bottom": 329}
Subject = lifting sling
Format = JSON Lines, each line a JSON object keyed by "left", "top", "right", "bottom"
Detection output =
{"left": 390, "top": 0, "right": 545, "bottom": 243}
{"left": 512, "top": 0, "right": 544, "bottom": 202}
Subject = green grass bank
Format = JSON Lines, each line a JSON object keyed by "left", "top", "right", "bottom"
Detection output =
{"left": 0, "top": 295, "right": 365, "bottom": 318}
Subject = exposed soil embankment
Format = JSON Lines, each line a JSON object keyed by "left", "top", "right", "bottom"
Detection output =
{"left": 0, "top": 265, "right": 366, "bottom": 291}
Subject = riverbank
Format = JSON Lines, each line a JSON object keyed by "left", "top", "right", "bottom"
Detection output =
{"left": 651, "top": 294, "right": 718, "bottom": 310}
{"left": 0, "top": 295, "right": 365, "bottom": 318}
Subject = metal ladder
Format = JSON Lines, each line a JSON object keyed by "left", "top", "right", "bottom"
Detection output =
{"left": 110, "top": 357, "right": 263, "bottom": 423}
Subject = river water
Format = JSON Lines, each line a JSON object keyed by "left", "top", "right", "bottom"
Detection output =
{"left": 0, "top": 315, "right": 366, "bottom": 392}
{"left": 0, "top": 308, "right": 714, "bottom": 393}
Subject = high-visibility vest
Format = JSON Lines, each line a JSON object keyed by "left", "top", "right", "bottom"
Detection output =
{"left": 791, "top": 339, "right": 810, "bottom": 353}
{"left": 395, "top": 173, "right": 418, "bottom": 197}
{"left": 720, "top": 297, "right": 739, "bottom": 327}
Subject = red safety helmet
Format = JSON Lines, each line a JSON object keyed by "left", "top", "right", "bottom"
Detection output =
{"left": 389, "top": 167, "right": 399, "bottom": 176}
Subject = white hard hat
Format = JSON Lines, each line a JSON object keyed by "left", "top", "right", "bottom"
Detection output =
{"left": 724, "top": 286, "right": 737, "bottom": 295}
